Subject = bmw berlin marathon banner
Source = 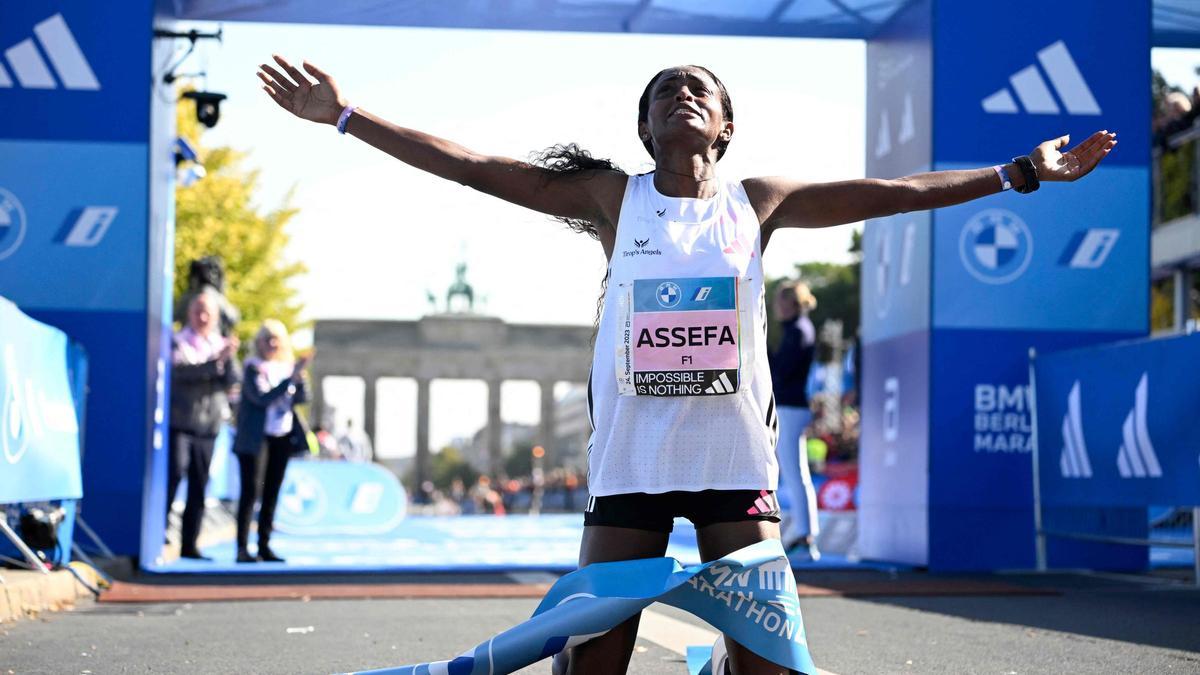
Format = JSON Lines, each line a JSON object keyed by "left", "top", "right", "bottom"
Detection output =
{"left": 617, "top": 277, "right": 750, "bottom": 397}
{"left": 346, "top": 540, "right": 815, "bottom": 675}
{"left": 1035, "top": 333, "right": 1200, "bottom": 507}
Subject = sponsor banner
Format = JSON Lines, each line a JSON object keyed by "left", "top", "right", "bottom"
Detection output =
{"left": 932, "top": 0, "right": 1149, "bottom": 167}
{"left": 858, "top": 330, "right": 929, "bottom": 566}
{"left": 0, "top": 4, "right": 152, "bottom": 144}
{"left": 865, "top": 0, "right": 932, "bottom": 180}
{"left": 861, "top": 211, "right": 931, "bottom": 345}
{"left": 932, "top": 165, "right": 1147, "bottom": 333}
{"left": 0, "top": 297, "right": 84, "bottom": 503}
{"left": 346, "top": 539, "right": 815, "bottom": 675}
{"left": 1035, "top": 332, "right": 1200, "bottom": 506}
{"left": 0, "top": 139, "right": 148, "bottom": 312}
{"left": 30, "top": 308, "right": 148, "bottom": 554}
{"left": 274, "top": 461, "right": 408, "bottom": 536}
{"left": 618, "top": 277, "right": 745, "bottom": 397}
{"left": 928, "top": 328, "right": 1131, "bottom": 509}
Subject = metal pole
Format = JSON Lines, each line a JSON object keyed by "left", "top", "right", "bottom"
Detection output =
{"left": 1192, "top": 507, "right": 1199, "bottom": 588}
{"left": 0, "top": 518, "right": 47, "bottom": 574}
{"left": 1028, "top": 348, "right": 1047, "bottom": 572}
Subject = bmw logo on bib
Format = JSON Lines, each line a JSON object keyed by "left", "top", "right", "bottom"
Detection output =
{"left": 656, "top": 281, "right": 682, "bottom": 308}
{"left": 958, "top": 208, "right": 1032, "bottom": 284}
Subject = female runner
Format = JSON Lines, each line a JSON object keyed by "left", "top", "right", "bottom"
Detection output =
{"left": 256, "top": 56, "right": 1115, "bottom": 674}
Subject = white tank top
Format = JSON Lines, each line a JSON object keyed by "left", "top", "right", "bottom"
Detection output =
{"left": 586, "top": 172, "right": 778, "bottom": 496}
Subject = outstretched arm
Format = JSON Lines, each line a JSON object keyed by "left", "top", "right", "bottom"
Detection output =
{"left": 746, "top": 131, "right": 1117, "bottom": 234}
{"left": 256, "top": 56, "right": 626, "bottom": 228}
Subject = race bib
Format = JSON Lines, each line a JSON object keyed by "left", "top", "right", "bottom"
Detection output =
{"left": 615, "top": 276, "right": 753, "bottom": 397}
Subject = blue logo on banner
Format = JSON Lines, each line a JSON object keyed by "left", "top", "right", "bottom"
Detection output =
{"left": 0, "top": 6, "right": 151, "bottom": 144}
{"left": 657, "top": 281, "right": 682, "bottom": 308}
{"left": 0, "top": 188, "right": 27, "bottom": 260}
{"left": 958, "top": 209, "right": 1032, "bottom": 284}
{"left": 1035, "top": 333, "right": 1200, "bottom": 506}
{"left": 933, "top": 1, "right": 1148, "bottom": 166}
{"left": 635, "top": 277, "right": 736, "bottom": 313}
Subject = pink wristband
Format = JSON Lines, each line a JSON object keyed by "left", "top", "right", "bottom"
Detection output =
{"left": 336, "top": 105, "right": 356, "bottom": 134}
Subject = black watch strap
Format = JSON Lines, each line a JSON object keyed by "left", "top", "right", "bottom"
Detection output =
{"left": 1011, "top": 155, "right": 1039, "bottom": 194}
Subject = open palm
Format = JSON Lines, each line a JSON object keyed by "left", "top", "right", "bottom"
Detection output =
{"left": 257, "top": 55, "right": 345, "bottom": 126}
{"left": 1031, "top": 130, "right": 1117, "bottom": 183}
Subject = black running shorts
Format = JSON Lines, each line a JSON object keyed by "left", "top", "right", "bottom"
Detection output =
{"left": 583, "top": 489, "right": 781, "bottom": 533}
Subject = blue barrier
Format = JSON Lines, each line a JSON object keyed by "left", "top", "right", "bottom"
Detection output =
{"left": 0, "top": 297, "right": 85, "bottom": 503}
{"left": 0, "top": 296, "right": 87, "bottom": 566}
{"left": 273, "top": 461, "right": 407, "bottom": 536}
{"left": 1032, "top": 333, "right": 1200, "bottom": 579}
{"left": 1033, "top": 333, "right": 1200, "bottom": 507}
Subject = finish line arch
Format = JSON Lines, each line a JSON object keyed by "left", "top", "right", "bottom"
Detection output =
{"left": 0, "top": 0, "right": 1192, "bottom": 569}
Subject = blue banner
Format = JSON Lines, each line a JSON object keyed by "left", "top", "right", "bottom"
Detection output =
{"left": 0, "top": 297, "right": 84, "bottom": 503}
{"left": 1034, "top": 333, "right": 1200, "bottom": 507}
{"left": 0, "top": 4, "right": 151, "bottom": 143}
{"left": 347, "top": 540, "right": 815, "bottom": 675}
{"left": 932, "top": 0, "right": 1149, "bottom": 168}
{"left": 274, "top": 461, "right": 408, "bottom": 536}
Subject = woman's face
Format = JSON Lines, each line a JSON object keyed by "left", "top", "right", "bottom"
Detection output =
{"left": 774, "top": 291, "right": 799, "bottom": 321}
{"left": 640, "top": 67, "right": 732, "bottom": 160}
{"left": 187, "top": 295, "right": 218, "bottom": 334}
{"left": 259, "top": 332, "right": 282, "bottom": 358}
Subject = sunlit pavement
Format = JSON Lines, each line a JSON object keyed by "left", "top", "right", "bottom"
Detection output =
{"left": 2, "top": 570, "right": 1198, "bottom": 674}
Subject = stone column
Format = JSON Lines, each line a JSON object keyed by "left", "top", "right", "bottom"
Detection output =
{"left": 363, "top": 374, "right": 379, "bottom": 457}
{"left": 539, "top": 380, "right": 557, "bottom": 463}
{"left": 415, "top": 377, "right": 431, "bottom": 495}
{"left": 309, "top": 367, "right": 327, "bottom": 429}
{"left": 486, "top": 379, "right": 503, "bottom": 478}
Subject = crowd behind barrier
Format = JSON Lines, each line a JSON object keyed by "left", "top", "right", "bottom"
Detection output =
{"left": 0, "top": 296, "right": 87, "bottom": 567}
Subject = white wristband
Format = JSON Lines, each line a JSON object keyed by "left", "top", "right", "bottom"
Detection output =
{"left": 992, "top": 164, "right": 1013, "bottom": 191}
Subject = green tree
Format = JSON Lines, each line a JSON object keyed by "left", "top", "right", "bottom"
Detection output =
{"left": 424, "top": 446, "right": 479, "bottom": 490}
{"left": 174, "top": 92, "right": 306, "bottom": 349}
{"left": 766, "top": 229, "right": 863, "bottom": 351}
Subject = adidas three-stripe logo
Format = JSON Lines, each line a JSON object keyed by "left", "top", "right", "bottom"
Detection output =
{"left": 981, "top": 41, "right": 1098, "bottom": 115}
{"left": 704, "top": 372, "right": 735, "bottom": 395}
{"left": 1117, "top": 373, "right": 1161, "bottom": 478}
{"left": 0, "top": 14, "right": 99, "bottom": 90}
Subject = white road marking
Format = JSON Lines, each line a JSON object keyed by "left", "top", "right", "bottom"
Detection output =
{"left": 638, "top": 609, "right": 839, "bottom": 675}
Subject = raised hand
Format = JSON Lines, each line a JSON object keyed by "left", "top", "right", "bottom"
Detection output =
{"left": 1031, "top": 130, "right": 1117, "bottom": 183}
{"left": 257, "top": 55, "right": 346, "bottom": 126}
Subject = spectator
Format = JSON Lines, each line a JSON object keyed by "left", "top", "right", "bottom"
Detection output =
{"left": 768, "top": 281, "right": 820, "bottom": 560}
{"left": 231, "top": 320, "right": 310, "bottom": 563}
{"left": 167, "top": 290, "right": 240, "bottom": 560}
{"left": 174, "top": 256, "right": 240, "bottom": 338}
{"left": 337, "top": 418, "right": 374, "bottom": 463}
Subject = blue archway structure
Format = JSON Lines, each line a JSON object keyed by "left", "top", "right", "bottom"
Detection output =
{"left": 1, "top": 1, "right": 1197, "bottom": 571}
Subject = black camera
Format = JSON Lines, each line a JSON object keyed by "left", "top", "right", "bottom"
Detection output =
{"left": 182, "top": 90, "right": 227, "bottom": 128}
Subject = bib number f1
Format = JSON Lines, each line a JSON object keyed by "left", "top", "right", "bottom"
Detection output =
{"left": 616, "top": 277, "right": 750, "bottom": 397}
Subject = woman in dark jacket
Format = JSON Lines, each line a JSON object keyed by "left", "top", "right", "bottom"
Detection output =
{"left": 768, "top": 281, "right": 820, "bottom": 560}
{"left": 168, "top": 290, "right": 240, "bottom": 560}
{"left": 232, "top": 319, "right": 309, "bottom": 563}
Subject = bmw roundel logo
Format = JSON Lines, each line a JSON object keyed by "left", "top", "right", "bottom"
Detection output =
{"left": 278, "top": 469, "right": 327, "bottom": 526}
{"left": 0, "top": 188, "right": 28, "bottom": 262}
{"left": 958, "top": 208, "right": 1032, "bottom": 284}
{"left": 656, "top": 281, "right": 682, "bottom": 308}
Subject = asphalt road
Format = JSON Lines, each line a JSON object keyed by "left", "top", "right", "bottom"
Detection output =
{"left": 2, "top": 575, "right": 1198, "bottom": 674}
